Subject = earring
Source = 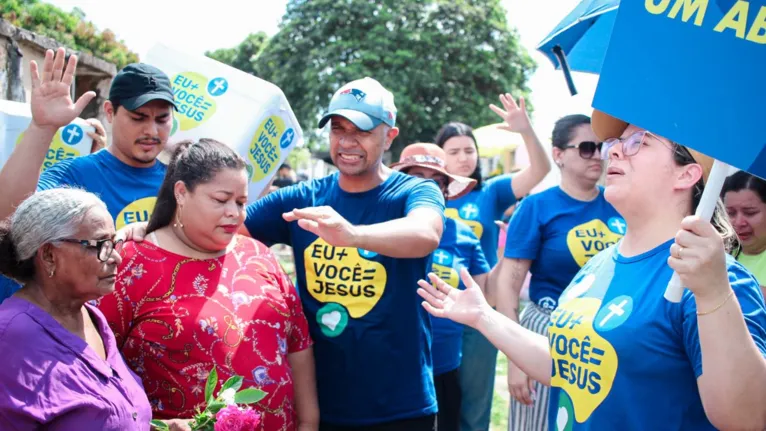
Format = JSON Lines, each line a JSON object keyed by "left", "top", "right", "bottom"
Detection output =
{"left": 174, "top": 205, "right": 184, "bottom": 229}
{"left": 48, "top": 268, "right": 55, "bottom": 278}
{"left": 556, "top": 161, "right": 564, "bottom": 168}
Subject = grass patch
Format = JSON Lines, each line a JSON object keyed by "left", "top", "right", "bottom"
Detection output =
{"left": 491, "top": 352, "right": 509, "bottom": 431}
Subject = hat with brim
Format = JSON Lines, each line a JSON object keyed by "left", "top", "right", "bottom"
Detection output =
{"left": 121, "top": 92, "right": 178, "bottom": 112}
{"left": 592, "top": 109, "right": 714, "bottom": 183}
{"left": 318, "top": 109, "right": 383, "bottom": 132}
{"left": 391, "top": 143, "right": 477, "bottom": 200}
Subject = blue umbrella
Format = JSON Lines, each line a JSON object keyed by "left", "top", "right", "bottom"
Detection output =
{"left": 536, "top": 0, "right": 618, "bottom": 95}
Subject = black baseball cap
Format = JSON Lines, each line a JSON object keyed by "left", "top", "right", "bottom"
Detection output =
{"left": 108, "top": 63, "right": 177, "bottom": 111}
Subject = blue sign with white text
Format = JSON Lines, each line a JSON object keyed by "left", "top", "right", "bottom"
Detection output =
{"left": 593, "top": 0, "right": 766, "bottom": 179}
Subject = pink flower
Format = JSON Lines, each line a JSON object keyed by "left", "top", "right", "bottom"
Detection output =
{"left": 214, "top": 405, "right": 261, "bottom": 431}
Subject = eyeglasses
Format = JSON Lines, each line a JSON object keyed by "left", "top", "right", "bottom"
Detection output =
{"left": 600, "top": 131, "right": 675, "bottom": 160}
{"left": 59, "top": 238, "right": 124, "bottom": 262}
{"left": 564, "top": 141, "right": 603, "bottom": 159}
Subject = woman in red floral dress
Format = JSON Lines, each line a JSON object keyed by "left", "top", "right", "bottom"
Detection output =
{"left": 98, "top": 139, "right": 318, "bottom": 431}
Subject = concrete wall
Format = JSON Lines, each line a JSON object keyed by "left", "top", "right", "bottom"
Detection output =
{"left": 0, "top": 19, "right": 117, "bottom": 137}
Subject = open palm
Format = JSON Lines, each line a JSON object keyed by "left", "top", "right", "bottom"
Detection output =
{"left": 417, "top": 268, "right": 490, "bottom": 328}
{"left": 30, "top": 48, "right": 95, "bottom": 129}
{"left": 489, "top": 93, "right": 533, "bottom": 135}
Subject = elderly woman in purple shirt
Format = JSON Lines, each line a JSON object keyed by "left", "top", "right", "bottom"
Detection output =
{"left": 0, "top": 188, "right": 152, "bottom": 430}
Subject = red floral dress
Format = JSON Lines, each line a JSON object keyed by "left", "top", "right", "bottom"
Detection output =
{"left": 97, "top": 235, "right": 312, "bottom": 431}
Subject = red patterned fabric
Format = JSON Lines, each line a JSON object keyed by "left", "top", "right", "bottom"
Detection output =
{"left": 97, "top": 236, "right": 312, "bottom": 431}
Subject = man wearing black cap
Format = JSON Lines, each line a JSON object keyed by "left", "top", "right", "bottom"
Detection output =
{"left": 0, "top": 47, "right": 175, "bottom": 229}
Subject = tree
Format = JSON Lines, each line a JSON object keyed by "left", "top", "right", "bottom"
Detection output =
{"left": 0, "top": 0, "right": 139, "bottom": 69}
{"left": 210, "top": 0, "right": 536, "bottom": 157}
{"left": 206, "top": 32, "right": 269, "bottom": 76}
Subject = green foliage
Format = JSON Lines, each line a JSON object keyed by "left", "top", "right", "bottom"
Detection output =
{"left": 0, "top": 0, "right": 139, "bottom": 69}
{"left": 205, "top": 32, "right": 268, "bottom": 75}
{"left": 209, "top": 0, "right": 535, "bottom": 158}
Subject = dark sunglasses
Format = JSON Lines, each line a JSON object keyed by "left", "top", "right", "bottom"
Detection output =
{"left": 564, "top": 141, "right": 603, "bottom": 159}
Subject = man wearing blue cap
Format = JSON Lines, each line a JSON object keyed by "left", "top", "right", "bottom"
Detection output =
{"left": 243, "top": 77, "right": 445, "bottom": 430}
{"left": 0, "top": 48, "right": 175, "bottom": 302}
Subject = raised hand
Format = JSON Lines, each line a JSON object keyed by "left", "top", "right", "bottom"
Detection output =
{"left": 416, "top": 268, "right": 490, "bottom": 328}
{"left": 489, "top": 93, "right": 533, "bottom": 135}
{"left": 29, "top": 47, "right": 96, "bottom": 131}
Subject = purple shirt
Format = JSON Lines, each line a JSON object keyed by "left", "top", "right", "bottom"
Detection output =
{"left": 0, "top": 297, "right": 152, "bottom": 430}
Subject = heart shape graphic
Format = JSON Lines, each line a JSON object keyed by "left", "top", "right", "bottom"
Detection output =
{"left": 321, "top": 311, "right": 342, "bottom": 331}
{"left": 557, "top": 406, "right": 569, "bottom": 431}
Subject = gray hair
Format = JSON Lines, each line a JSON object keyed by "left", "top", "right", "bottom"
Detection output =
{"left": 12, "top": 188, "right": 107, "bottom": 259}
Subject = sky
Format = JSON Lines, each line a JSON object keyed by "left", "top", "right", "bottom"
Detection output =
{"left": 45, "top": 0, "right": 600, "bottom": 186}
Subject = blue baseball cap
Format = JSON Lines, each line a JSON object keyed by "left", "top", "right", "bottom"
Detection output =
{"left": 318, "top": 77, "right": 397, "bottom": 131}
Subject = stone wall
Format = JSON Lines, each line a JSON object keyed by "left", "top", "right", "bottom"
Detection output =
{"left": 0, "top": 19, "right": 116, "bottom": 136}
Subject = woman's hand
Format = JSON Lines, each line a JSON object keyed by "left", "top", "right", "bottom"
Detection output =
{"left": 668, "top": 215, "right": 731, "bottom": 307}
{"left": 489, "top": 93, "right": 533, "bottom": 135}
{"left": 508, "top": 361, "right": 535, "bottom": 406}
{"left": 115, "top": 222, "right": 148, "bottom": 243}
{"left": 417, "top": 268, "right": 491, "bottom": 328}
{"left": 85, "top": 118, "right": 107, "bottom": 153}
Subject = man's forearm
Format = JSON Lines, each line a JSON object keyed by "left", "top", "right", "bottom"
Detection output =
{"left": 353, "top": 217, "right": 441, "bottom": 258}
{"left": 0, "top": 124, "right": 56, "bottom": 220}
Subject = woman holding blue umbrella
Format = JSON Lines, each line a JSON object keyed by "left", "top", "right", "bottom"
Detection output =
{"left": 416, "top": 110, "right": 766, "bottom": 430}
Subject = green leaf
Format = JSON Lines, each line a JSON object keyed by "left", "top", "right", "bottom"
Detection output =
{"left": 204, "top": 366, "right": 218, "bottom": 405}
{"left": 219, "top": 375, "right": 243, "bottom": 395}
{"left": 150, "top": 419, "right": 170, "bottom": 431}
{"left": 207, "top": 400, "right": 226, "bottom": 414}
{"left": 234, "top": 388, "right": 268, "bottom": 405}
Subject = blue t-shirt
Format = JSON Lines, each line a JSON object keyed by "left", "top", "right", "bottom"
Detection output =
{"left": 446, "top": 174, "right": 516, "bottom": 267}
{"left": 0, "top": 149, "right": 167, "bottom": 304}
{"left": 504, "top": 186, "right": 624, "bottom": 310}
{"left": 548, "top": 239, "right": 766, "bottom": 430}
{"left": 243, "top": 170, "right": 445, "bottom": 426}
{"left": 37, "top": 149, "right": 167, "bottom": 229}
{"left": 431, "top": 218, "right": 490, "bottom": 376}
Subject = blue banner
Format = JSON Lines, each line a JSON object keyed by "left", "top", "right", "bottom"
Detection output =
{"left": 593, "top": 0, "right": 766, "bottom": 179}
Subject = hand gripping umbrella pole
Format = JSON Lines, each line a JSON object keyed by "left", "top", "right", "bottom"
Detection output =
{"left": 664, "top": 159, "right": 731, "bottom": 303}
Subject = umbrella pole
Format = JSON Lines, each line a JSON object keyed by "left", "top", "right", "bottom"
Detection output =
{"left": 664, "top": 159, "right": 731, "bottom": 303}
{"left": 553, "top": 45, "right": 578, "bottom": 96}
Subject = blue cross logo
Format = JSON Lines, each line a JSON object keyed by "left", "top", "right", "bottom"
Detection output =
{"left": 432, "top": 249, "right": 453, "bottom": 266}
{"left": 280, "top": 128, "right": 295, "bottom": 149}
{"left": 358, "top": 248, "right": 378, "bottom": 259}
{"left": 61, "top": 124, "right": 84, "bottom": 145}
{"left": 207, "top": 77, "right": 229, "bottom": 97}
{"left": 595, "top": 296, "right": 634, "bottom": 331}
{"left": 608, "top": 217, "right": 627, "bottom": 235}
{"left": 459, "top": 203, "right": 480, "bottom": 221}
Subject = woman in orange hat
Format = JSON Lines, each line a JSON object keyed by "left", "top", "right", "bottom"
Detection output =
{"left": 414, "top": 112, "right": 766, "bottom": 430}
{"left": 392, "top": 143, "right": 488, "bottom": 431}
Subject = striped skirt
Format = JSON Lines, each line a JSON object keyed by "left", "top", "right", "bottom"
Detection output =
{"left": 508, "top": 302, "right": 551, "bottom": 431}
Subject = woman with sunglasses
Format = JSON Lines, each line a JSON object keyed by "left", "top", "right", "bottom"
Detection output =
{"left": 494, "top": 114, "right": 623, "bottom": 431}
{"left": 416, "top": 110, "right": 766, "bottom": 430}
{"left": 0, "top": 188, "right": 152, "bottom": 430}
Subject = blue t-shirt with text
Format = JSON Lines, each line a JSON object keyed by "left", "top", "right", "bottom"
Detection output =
{"left": 446, "top": 174, "right": 516, "bottom": 267}
{"left": 0, "top": 149, "right": 166, "bottom": 303}
{"left": 244, "top": 171, "right": 445, "bottom": 426}
{"left": 504, "top": 186, "right": 623, "bottom": 310}
{"left": 548, "top": 239, "right": 766, "bottom": 430}
{"left": 37, "top": 149, "right": 166, "bottom": 228}
{"left": 431, "top": 218, "right": 490, "bottom": 376}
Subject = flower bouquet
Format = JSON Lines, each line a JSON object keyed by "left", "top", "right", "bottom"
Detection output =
{"left": 151, "top": 366, "right": 267, "bottom": 431}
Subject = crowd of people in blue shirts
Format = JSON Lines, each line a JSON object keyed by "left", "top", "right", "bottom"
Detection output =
{"left": 0, "top": 45, "right": 765, "bottom": 431}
